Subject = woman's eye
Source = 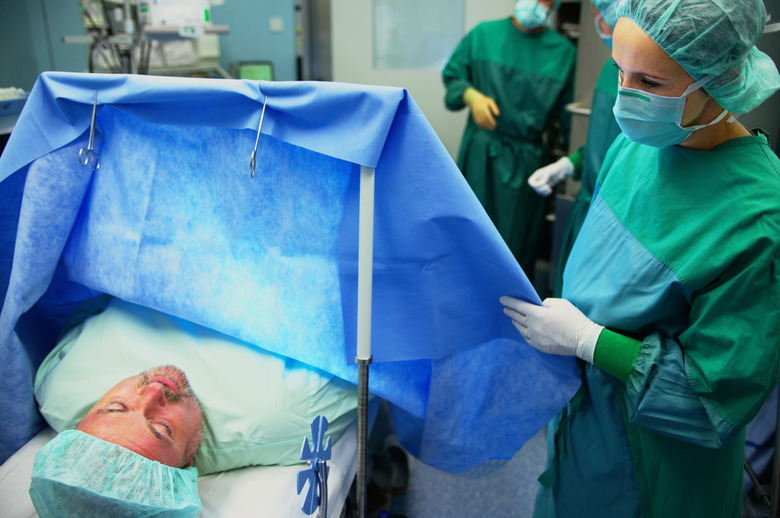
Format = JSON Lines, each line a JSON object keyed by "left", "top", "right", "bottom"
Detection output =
{"left": 641, "top": 77, "right": 660, "bottom": 88}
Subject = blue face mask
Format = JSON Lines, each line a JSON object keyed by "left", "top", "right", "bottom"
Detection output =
{"left": 514, "top": 0, "right": 550, "bottom": 31}
{"left": 612, "top": 76, "right": 730, "bottom": 148}
{"left": 594, "top": 14, "right": 612, "bottom": 50}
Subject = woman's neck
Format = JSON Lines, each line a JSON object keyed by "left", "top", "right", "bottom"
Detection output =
{"left": 680, "top": 99, "right": 751, "bottom": 151}
{"left": 681, "top": 113, "right": 752, "bottom": 151}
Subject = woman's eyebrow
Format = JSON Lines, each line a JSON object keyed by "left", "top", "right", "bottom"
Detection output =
{"left": 611, "top": 59, "right": 668, "bottom": 80}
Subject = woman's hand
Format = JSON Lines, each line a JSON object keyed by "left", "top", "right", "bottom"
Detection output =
{"left": 500, "top": 296, "right": 604, "bottom": 363}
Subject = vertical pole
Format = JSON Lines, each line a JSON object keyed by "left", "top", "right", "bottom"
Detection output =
{"left": 356, "top": 165, "right": 375, "bottom": 362}
{"left": 356, "top": 165, "right": 375, "bottom": 518}
{"left": 356, "top": 359, "right": 370, "bottom": 518}
{"left": 124, "top": 0, "right": 137, "bottom": 74}
{"left": 771, "top": 393, "right": 780, "bottom": 517}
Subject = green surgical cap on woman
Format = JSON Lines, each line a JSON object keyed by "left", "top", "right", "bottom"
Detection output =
{"left": 591, "top": 0, "right": 621, "bottom": 28}
{"left": 29, "top": 430, "right": 202, "bottom": 518}
{"left": 617, "top": 0, "right": 780, "bottom": 114}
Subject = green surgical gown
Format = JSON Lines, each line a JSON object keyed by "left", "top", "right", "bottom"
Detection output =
{"left": 553, "top": 58, "right": 620, "bottom": 297}
{"left": 535, "top": 132, "right": 780, "bottom": 517}
{"left": 442, "top": 18, "right": 576, "bottom": 278}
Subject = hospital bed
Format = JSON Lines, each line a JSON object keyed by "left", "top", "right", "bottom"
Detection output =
{"left": 0, "top": 72, "right": 581, "bottom": 515}
{"left": 0, "top": 410, "right": 373, "bottom": 518}
{"left": 0, "top": 292, "right": 379, "bottom": 517}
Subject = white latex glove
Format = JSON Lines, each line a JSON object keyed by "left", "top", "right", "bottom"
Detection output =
{"left": 527, "top": 156, "right": 575, "bottom": 196}
{"left": 499, "top": 296, "right": 603, "bottom": 364}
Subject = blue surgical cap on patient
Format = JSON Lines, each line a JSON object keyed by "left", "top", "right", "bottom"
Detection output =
{"left": 591, "top": 0, "right": 621, "bottom": 28}
{"left": 29, "top": 430, "right": 202, "bottom": 518}
{"left": 617, "top": 0, "right": 780, "bottom": 114}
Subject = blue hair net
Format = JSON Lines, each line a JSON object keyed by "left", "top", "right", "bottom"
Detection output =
{"left": 617, "top": 0, "right": 780, "bottom": 114}
{"left": 29, "top": 430, "right": 202, "bottom": 518}
{"left": 591, "top": 0, "right": 620, "bottom": 28}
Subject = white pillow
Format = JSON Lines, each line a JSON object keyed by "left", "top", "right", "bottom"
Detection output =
{"left": 33, "top": 298, "right": 359, "bottom": 475}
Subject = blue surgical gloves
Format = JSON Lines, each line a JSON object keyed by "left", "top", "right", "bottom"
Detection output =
{"left": 528, "top": 156, "right": 574, "bottom": 196}
{"left": 500, "top": 296, "right": 604, "bottom": 364}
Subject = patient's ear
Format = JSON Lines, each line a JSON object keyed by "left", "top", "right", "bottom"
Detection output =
{"left": 182, "top": 429, "right": 202, "bottom": 469}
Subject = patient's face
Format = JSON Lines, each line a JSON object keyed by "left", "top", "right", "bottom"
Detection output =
{"left": 77, "top": 365, "right": 203, "bottom": 468}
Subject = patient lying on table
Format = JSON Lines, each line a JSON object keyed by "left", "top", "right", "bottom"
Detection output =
{"left": 27, "top": 296, "right": 363, "bottom": 516}
{"left": 29, "top": 365, "right": 205, "bottom": 517}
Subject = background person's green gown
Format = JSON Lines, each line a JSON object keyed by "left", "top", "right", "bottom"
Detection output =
{"left": 553, "top": 59, "right": 621, "bottom": 296}
{"left": 443, "top": 17, "right": 576, "bottom": 279}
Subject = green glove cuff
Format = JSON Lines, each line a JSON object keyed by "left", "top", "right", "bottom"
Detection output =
{"left": 576, "top": 323, "right": 603, "bottom": 364}
{"left": 568, "top": 147, "right": 584, "bottom": 174}
{"left": 592, "top": 329, "right": 641, "bottom": 381}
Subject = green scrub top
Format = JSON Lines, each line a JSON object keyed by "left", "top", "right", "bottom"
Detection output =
{"left": 553, "top": 58, "right": 620, "bottom": 296}
{"left": 535, "top": 132, "right": 780, "bottom": 517}
{"left": 442, "top": 17, "right": 576, "bottom": 278}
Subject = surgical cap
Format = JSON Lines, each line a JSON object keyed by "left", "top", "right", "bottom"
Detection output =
{"left": 617, "top": 0, "right": 780, "bottom": 114}
{"left": 29, "top": 430, "right": 202, "bottom": 518}
{"left": 591, "top": 0, "right": 621, "bottom": 28}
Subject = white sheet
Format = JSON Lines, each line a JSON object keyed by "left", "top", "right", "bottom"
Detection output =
{"left": 0, "top": 412, "right": 365, "bottom": 518}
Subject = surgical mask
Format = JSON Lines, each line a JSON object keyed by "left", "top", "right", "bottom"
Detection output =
{"left": 594, "top": 14, "right": 612, "bottom": 49}
{"left": 514, "top": 0, "right": 550, "bottom": 31}
{"left": 612, "top": 76, "right": 730, "bottom": 148}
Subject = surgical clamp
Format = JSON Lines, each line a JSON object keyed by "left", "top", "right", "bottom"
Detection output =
{"left": 250, "top": 95, "right": 268, "bottom": 179}
{"left": 78, "top": 90, "right": 100, "bottom": 170}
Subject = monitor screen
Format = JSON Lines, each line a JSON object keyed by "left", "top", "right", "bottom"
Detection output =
{"left": 236, "top": 62, "right": 274, "bottom": 81}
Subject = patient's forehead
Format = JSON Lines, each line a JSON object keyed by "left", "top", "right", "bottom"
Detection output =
{"left": 91, "top": 375, "right": 139, "bottom": 403}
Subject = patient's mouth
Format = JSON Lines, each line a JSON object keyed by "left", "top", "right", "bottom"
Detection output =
{"left": 151, "top": 376, "right": 177, "bottom": 392}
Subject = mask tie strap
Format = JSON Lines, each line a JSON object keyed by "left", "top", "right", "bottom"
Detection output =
{"left": 707, "top": 109, "right": 730, "bottom": 126}
{"left": 764, "top": 13, "right": 780, "bottom": 33}
{"left": 681, "top": 75, "right": 715, "bottom": 97}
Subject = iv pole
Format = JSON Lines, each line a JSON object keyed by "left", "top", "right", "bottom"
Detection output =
{"left": 356, "top": 165, "right": 375, "bottom": 518}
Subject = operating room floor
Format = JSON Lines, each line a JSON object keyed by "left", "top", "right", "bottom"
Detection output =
{"left": 373, "top": 422, "right": 776, "bottom": 518}
{"left": 383, "top": 425, "right": 548, "bottom": 517}
{"left": 382, "top": 433, "right": 776, "bottom": 518}
{"left": 743, "top": 486, "right": 776, "bottom": 518}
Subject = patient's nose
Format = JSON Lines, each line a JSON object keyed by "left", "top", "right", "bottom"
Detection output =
{"left": 139, "top": 380, "right": 168, "bottom": 408}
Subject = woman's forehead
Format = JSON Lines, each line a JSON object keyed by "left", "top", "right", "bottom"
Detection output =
{"left": 612, "top": 17, "right": 688, "bottom": 78}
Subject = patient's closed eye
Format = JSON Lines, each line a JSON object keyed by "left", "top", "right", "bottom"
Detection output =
{"left": 150, "top": 420, "right": 173, "bottom": 438}
{"left": 101, "top": 400, "right": 174, "bottom": 438}
{"left": 104, "top": 400, "right": 128, "bottom": 412}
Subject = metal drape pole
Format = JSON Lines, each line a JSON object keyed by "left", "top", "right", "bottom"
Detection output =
{"left": 772, "top": 392, "right": 780, "bottom": 517}
{"left": 356, "top": 358, "right": 371, "bottom": 518}
{"left": 356, "top": 165, "right": 375, "bottom": 518}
